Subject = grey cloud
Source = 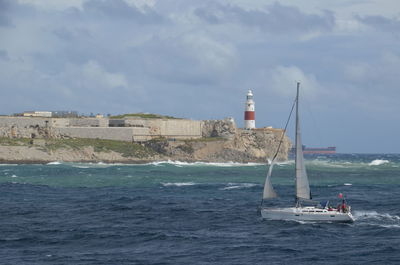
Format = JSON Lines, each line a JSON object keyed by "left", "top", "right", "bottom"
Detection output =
{"left": 0, "top": 0, "right": 14, "bottom": 27}
{"left": 82, "top": 0, "right": 165, "bottom": 24}
{"left": 0, "top": 50, "right": 9, "bottom": 60}
{"left": 1, "top": 0, "right": 400, "bottom": 152}
{"left": 356, "top": 15, "right": 400, "bottom": 32}
{"left": 194, "top": 2, "right": 335, "bottom": 33}
{"left": 52, "top": 27, "right": 92, "bottom": 42}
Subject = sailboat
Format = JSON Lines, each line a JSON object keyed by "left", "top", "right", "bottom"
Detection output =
{"left": 260, "top": 82, "right": 354, "bottom": 222}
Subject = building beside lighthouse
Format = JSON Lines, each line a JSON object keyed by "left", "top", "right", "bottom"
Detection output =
{"left": 244, "top": 89, "right": 255, "bottom": 129}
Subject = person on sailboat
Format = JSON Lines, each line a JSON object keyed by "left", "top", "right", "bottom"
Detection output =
{"left": 336, "top": 193, "right": 347, "bottom": 213}
{"left": 341, "top": 200, "right": 347, "bottom": 213}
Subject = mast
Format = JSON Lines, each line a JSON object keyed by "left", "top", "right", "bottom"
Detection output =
{"left": 295, "top": 82, "right": 299, "bottom": 201}
{"left": 295, "top": 82, "right": 311, "bottom": 201}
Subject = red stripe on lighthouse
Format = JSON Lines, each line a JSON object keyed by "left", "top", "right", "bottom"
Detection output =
{"left": 244, "top": 111, "right": 255, "bottom": 120}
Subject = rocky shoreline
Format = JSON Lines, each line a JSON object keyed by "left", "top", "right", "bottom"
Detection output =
{"left": 0, "top": 127, "right": 291, "bottom": 164}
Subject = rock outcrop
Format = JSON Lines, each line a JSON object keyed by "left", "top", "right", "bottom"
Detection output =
{"left": 0, "top": 119, "right": 291, "bottom": 163}
{"left": 164, "top": 127, "right": 290, "bottom": 162}
{"left": 202, "top": 118, "right": 237, "bottom": 139}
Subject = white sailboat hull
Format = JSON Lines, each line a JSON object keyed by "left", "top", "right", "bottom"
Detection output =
{"left": 261, "top": 207, "right": 354, "bottom": 222}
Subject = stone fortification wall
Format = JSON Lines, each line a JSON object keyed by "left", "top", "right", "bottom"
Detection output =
{"left": 150, "top": 119, "right": 202, "bottom": 139}
{"left": 51, "top": 127, "right": 150, "bottom": 142}
{"left": 66, "top": 118, "right": 108, "bottom": 127}
{"left": 51, "top": 118, "right": 70, "bottom": 127}
{"left": 122, "top": 119, "right": 203, "bottom": 139}
{"left": 1, "top": 117, "right": 288, "bottom": 149}
{"left": 0, "top": 117, "right": 51, "bottom": 139}
{"left": 0, "top": 117, "right": 50, "bottom": 128}
{"left": 0, "top": 117, "right": 202, "bottom": 142}
{"left": 0, "top": 117, "right": 108, "bottom": 128}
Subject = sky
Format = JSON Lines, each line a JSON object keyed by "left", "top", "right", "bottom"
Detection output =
{"left": 0, "top": 0, "right": 399, "bottom": 153}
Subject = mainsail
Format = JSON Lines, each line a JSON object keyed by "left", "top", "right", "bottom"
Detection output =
{"left": 295, "top": 83, "right": 311, "bottom": 200}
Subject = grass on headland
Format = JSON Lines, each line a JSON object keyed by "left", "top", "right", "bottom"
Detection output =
{"left": 41, "top": 138, "right": 157, "bottom": 158}
{"left": 0, "top": 137, "right": 33, "bottom": 146}
{"left": 0, "top": 137, "right": 157, "bottom": 158}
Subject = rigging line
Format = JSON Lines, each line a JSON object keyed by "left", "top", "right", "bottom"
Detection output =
{"left": 260, "top": 97, "right": 296, "bottom": 208}
{"left": 270, "top": 97, "right": 296, "bottom": 163}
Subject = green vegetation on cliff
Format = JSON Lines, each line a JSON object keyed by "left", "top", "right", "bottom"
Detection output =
{"left": 0, "top": 137, "right": 32, "bottom": 146}
{"left": 0, "top": 136, "right": 158, "bottom": 159}
{"left": 43, "top": 138, "right": 157, "bottom": 158}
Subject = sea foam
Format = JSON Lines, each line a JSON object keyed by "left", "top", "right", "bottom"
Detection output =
{"left": 220, "top": 183, "right": 258, "bottom": 190}
{"left": 47, "top": 161, "right": 62, "bottom": 165}
{"left": 150, "top": 160, "right": 262, "bottom": 167}
{"left": 369, "top": 159, "right": 389, "bottom": 166}
{"left": 161, "top": 182, "right": 197, "bottom": 187}
{"left": 353, "top": 210, "right": 400, "bottom": 228}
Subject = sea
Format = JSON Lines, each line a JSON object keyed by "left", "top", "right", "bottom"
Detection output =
{"left": 0, "top": 154, "right": 399, "bottom": 264}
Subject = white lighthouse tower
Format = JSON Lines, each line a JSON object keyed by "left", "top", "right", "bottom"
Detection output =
{"left": 244, "top": 89, "right": 255, "bottom": 129}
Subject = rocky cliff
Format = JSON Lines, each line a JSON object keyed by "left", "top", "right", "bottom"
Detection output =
{"left": 0, "top": 125, "right": 291, "bottom": 163}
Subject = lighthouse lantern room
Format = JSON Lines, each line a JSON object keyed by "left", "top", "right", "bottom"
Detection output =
{"left": 244, "top": 89, "right": 255, "bottom": 129}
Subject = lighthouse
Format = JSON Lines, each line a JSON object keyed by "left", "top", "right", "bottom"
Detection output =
{"left": 244, "top": 89, "right": 255, "bottom": 129}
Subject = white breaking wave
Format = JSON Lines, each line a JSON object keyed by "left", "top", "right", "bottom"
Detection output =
{"left": 307, "top": 159, "right": 352, "bottom": 168}
{"left": 353, "top": 210, "right": 380, "bottom": 219}
{"left": 47, "top": 161, "right": 62, "bottom": 165}
{"left": 72, "top": 165, "right": 90, "bottom": 169}
{"left": 344, "top": 183, "right": 352, "bottom": 186}
{"left": 220, "top": 183, "right": 258, "bottom": 190}
{"left": 368, "top": 159, "right": 389, "bottom": 166}
{"left": 11, "top": 174, "right": 18, "bottom": 178}
{"left": 150, "top": 160, "right": 262, "bottom": 167}
{"left": 161, "top": 182, "right": 198, "bottom": 187}
{"left": 379, "top": 224, "right": 400, "bottom": 229}
{"left": 353, "top": 210, "right": 400, "bottom": 228}
{"left": 69, "top": 162, "right": 127, "bottom": 168}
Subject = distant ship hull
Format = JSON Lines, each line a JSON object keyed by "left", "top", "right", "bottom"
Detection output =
{"left": 291, "top": 146, "right": 336, "bottom": 155}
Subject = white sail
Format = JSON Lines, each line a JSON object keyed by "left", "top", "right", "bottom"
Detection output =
{"left": 295, "top": 83, "right": 311, "bottom": 200}
{"left": 263, "top": 161, "right": 278, "bottom": 199}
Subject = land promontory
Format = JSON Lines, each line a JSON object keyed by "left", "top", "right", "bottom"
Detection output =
{"left": 0, "top": 115, "right": 290, "bottom": 164}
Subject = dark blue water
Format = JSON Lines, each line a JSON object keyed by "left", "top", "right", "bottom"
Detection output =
{"left": 0, "top": 154, "right": 399, "bottom": 264}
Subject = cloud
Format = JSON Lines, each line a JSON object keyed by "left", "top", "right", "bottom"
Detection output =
{"left": 0, "top": 0, "right": 15, "bottom": 27}
{"left": 1, "top": 0, "right": 400, "bottom": 152}
{"left": 194, "top": 2, "right": 335, "bottom": 34}
{"left": 356, "top": 14, "right": 400, "bottom": 32}
{"left": 81, "top": 60, "right": 128, "bottom": 89}
{"left": 268, "top": 65, "right": 322, "bottom": 98}
{"left": 82, "top": 0, "right": 164, "bottom": 23}
{"left": 0, "top": 50, "right": 9, "bottom": 60}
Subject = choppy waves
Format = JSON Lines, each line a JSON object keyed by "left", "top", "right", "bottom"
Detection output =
{"left": 37, "top": 154, "right": 400, "bottom": 170}
{"left": 354, "top": 210, "right": 400, "bottom": 228}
